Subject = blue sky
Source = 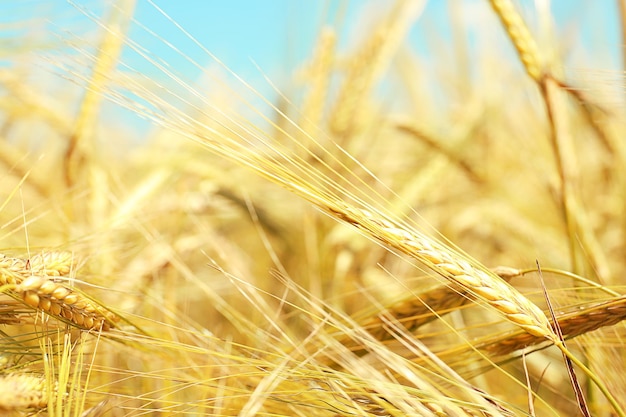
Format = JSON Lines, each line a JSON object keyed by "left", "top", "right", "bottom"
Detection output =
{"left": 128, "top": 1, "right": 620, "bottom": 77}
{"left": 121, "top": 1, "right": 622, "bottom": 106}
{"left": 4, "top": 1, "right": 621, "bottom": 76}
{"left": 2, "top": 1, "right": 622, "bottom": 133}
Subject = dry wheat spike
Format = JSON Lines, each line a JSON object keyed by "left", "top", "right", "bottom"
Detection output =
{"left": 358, "top": 267, "right": 520, "bottom": 344}
{"left": 329, "top": 0, "right": 422, "bottom": 137}
{"left": 0, "top": 253, "right": 118, "bottom": 330}
{"left": 327, "top": 203, "right": 555, "bottom": 342}
{"left": 0, "top": 373, "right": 49, "bottom": 411}
{"left": 488, "top": 0, "right": 542, "bottom": 81}
{"left": 481, "top": 294, "right": 626, "bottom": 356}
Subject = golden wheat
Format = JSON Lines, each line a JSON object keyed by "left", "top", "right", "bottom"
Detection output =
{"left": 341, "top": 267, "right": 519, "bottom": 354}
{"left": 107, "top": 43, "right": 559, "bottom": 346}
{"left": 329, "top": 1, "right": 422, "bottom": 137}
{"left": 0, "top": 373, "right": 49, "bottom": 411}
{"left": 17, "top": 275, "right": 117, "bottom": 330}
{"left": 0, "top": 253, "right": 118, "bottom": 330}
{"left": 328, "top": 203, "right": 554, "bottom": 340}
{"left": 481, "top": 294, "right": 626, "bottom": 356}
{"left": 488, "top": 0, "right": 542, "bottom": 81}
{"left": 299, "top": 27, "right": 335, "bottom": 138}
{"left": 4, "top": 1, "right": 626, "bottom": 416}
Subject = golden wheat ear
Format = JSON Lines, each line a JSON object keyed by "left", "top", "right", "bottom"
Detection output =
{"left": 481, "top": 294, "right": 626, "bottom": 357}
{"left": 327, "top": 203, "right": 556, "bottom": 341}
{"left": 488, "top": 0, "right": 542, "bottom": 81}
{"left": 17, "top": 275, "right": 118, "bottom": 330}
{"left": 0, "top": 253, "right": 118, "bottom": 330}
{"left": 336, "top": 267, "right": 519, "bottom": 357}
{"left": 0, "top": 373, "right": 50, "bottom": 412}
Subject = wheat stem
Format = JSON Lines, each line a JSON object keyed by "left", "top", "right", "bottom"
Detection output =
{"left": 557, "top": 341, "right": 626, "bottom": 417}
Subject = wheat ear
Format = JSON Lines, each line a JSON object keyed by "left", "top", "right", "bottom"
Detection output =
{"left": 0, "top": 373, "right": 49, "bottom": 411}
{"left": 328, "top": 203, "right": 555, "bottom": 342}
{"left": 65, "top": 1, "right": 134, "bottom": 186}
{"left": 488, "top": 0, "right": 542, "bottom": 81}
{"left": 299, "top": 27, "right": 335, "bottom": 138}
{"left": 329, "top": 1, "right": 422, "bottom": 137}
{"left": 481, "top": 294, "right": 626, "bottom": 356}
{"left": 16, "top": 275, "right": 117, "bottom": 330}
{"left": 345, "top": 267, "right": 520, "bottom": 352}
{"left": 0, "top": 253, "right": 118, "bottom": 330}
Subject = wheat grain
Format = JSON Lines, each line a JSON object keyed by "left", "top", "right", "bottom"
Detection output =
{"left": 16, "top": 275, "right": 117, "bottom": 330}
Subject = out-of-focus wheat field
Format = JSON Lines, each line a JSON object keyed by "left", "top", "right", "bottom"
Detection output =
{"left": 1, "top": 1, "right": 626, "bottom": 416}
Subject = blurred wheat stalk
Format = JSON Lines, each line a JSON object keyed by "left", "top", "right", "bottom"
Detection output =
{"left": 0, "top": 0, "right": 625, "bottom": 416}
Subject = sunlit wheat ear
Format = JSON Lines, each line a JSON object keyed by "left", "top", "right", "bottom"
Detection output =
{"left": 488, "top": 0, "right": 542, "bottom": 81}
{"left": 299, "top": 27, "right": 335, "bottom": 137}
{"left": 329, "top": 203, "right": 555, "bottom": 341}
{"left": 343, "top": 267, "right": 519, "bottom": 351}
{"left": 24, "top": 251, "right": 76, "bottom": 276}
{"left": 0, "top": 373, "right": 50, "bottom": 411}
{"left": 65, "top": 0, "right": 134, "bottom": 188}
{"left": 329, "top": 0, "right": 424, "bottom": 138}
{"left": 16, "top": 275, "right": 118, "bottom": 330}
{"left": 481, "top": 294, "right": 626, "bottom": 356}
{"left": 0, "top": 253, "right": 118, "bottom": 330}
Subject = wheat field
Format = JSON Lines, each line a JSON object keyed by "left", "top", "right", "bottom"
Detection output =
{"left": 1, "top": 1, "right": 626, "bottom": 416}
